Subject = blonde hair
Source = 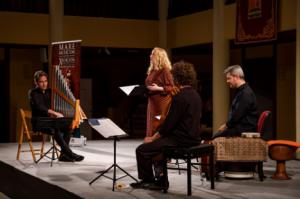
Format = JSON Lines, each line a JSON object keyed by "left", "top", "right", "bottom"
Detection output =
{"left": 147, "top": 47, "right": 172, "bottom": 74}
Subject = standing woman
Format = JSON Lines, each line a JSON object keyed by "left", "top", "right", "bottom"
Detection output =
{"left": 145, "top": 47, "right": 174, "bottom": 138}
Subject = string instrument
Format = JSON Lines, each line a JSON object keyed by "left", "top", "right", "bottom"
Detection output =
{"left": 151, "top": 86, "right": 181, "bottom": 135}
{"left": 51, "top": 65, "right": 87, "bottom": 129}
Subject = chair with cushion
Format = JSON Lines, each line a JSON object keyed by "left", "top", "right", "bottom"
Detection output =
{"left": 16, "top": 108, "right": 46, "bottom": 162}
{"left": 211, "top": 110, "right": 271, "bottom": 180}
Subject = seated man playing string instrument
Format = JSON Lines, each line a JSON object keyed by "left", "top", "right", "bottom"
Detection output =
{"left": 130, "top": 61, "right": 202, "bottom": 190}
{"left": 30, "top": 70, "right": 84, "bottom": 162}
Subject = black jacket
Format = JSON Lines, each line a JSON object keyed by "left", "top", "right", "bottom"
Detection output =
{"left": 226, "top": 83, "right": 258, "bottom": 133}
{"left": 30, "top": 87, "right": 51, "bottom": 118}
{"left": 29, "top": 87, "right": 51, "bottom": 130}
{"left": 159, "top": 87, "right": 202, "bottom": 147}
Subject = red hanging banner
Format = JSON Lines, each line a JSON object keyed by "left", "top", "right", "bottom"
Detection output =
{"left": 51, "top": 40, "right": 81, "bottom": 98}
{"left": 235, "top": 0, "right": 277, "bottom": 44}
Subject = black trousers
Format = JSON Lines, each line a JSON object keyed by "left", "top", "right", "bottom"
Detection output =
{"left": 212, "top": 128, "right": 240, "bottom": 139}
{"left": 35, "top": 127, "right": 72, "bottom": 154}
{"left": 136, "top": 137, "right": 177, "bottom": 181}
{"left": 53, "top": 128, "right": 72, "bottom": 154}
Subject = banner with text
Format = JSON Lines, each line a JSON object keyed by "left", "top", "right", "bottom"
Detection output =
{"left": 51, "top": 40, "right": 81, "bottom": 98}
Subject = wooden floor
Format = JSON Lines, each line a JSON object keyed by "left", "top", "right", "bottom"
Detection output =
{"left": 1, "top": 139, "right": 300, "bottom": 199}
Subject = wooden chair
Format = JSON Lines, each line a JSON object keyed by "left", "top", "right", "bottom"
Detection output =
{"left": 16, "top": 108, "right": 46, "bottom": 163}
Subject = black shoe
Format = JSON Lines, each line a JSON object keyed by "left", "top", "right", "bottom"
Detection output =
{"left": 58, "top": 154, "right": 74, "bottom": 162}
{"left": 148, "top": 177, "right": 169, "bottom": 191}
{"left": 130, "top": 179, "right": 154, "bottom": 189}
{"left": 71, "top": 152, "right": 84, "bottom": 162}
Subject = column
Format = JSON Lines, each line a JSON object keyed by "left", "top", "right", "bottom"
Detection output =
{"left": 296, "top": 0, "right": 300, "bottom": 157}
{"left": 49, "top": 0, "right": 64, "bottom": 67}
{"left": 49, "top": 0, "right": 64, "bottom": 42}
{"left": 212, "top": 0, "right": 230, "bottom": 133}
{"left": 158, "top": 0, "right": 169, "bottom": 52}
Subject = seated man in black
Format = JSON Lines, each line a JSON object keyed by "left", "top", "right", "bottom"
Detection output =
{"left": 30, "top": 70, "right": 84, "bottom": 162}
{"left": 130, "top": 61, "right": 202, "bottom": 190}
{"left": 212, "top": 65, "right": 258, "bottom": 139}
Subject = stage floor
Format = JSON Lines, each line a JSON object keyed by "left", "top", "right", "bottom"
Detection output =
{"left": 1, "top": 139, "right": 300, "bottom": 199}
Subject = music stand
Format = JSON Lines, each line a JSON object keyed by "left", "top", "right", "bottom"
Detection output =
{"left": 88, "top": 118, "right": 138, "bottom": 191}
{"left": 119, "top": 85, "right": 147, "bottom": 97}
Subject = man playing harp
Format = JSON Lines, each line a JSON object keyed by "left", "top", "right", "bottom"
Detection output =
{"left": 30, "top": 70, "right": 84, "bottom": 162}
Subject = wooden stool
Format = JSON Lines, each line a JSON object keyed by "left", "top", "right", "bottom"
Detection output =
{"left": 268, "top": 140, "right": 300, "bottom": 180}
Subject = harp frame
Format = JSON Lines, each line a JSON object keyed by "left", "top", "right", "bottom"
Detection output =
{"left": 50, "top": 65, "right": 86, "bottom": 129}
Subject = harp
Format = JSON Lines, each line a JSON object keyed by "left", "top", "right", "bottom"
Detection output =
{"left": 51, "top": 65, "right": 87, "bottom": 129}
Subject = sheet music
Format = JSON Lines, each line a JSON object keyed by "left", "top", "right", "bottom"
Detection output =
{"left": 119, "top": 85, "right": 139, "bottom": 96}
{"left": 88, "top": 118, "right": 127, "bottom": 138}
